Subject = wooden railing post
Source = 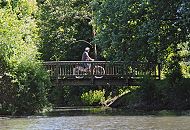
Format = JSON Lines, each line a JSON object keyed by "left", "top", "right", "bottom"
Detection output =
{"left": 158, "top": 62, "right": 161, "bottom": 80}
{"left": 55, "top": 62, "right": 59, "bottom": 87}
{"left": 91, "top": 62, "right": 94, "bottom": 85}
{"left": 123, "top": 62, "right": 128, "bottom": 85}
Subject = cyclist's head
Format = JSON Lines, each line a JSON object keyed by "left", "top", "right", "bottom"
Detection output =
{"left": 85, "top": 47, "right": 90, "bottom": 52}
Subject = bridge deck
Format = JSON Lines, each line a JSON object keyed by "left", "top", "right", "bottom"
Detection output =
{"left": 44, "top": 61, "right": 161, "bottom": 86}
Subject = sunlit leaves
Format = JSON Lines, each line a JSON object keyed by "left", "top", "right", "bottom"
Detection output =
{"left": 93, "top": 0, "right": 190, "bottom": 65}
{"left": 39, "top": 0, "right": 94, "bottom": 61}
{"left": 0, "top": 1, "right": 50, "bottom": 115}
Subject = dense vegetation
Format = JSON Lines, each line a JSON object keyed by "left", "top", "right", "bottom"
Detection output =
{"left": 0, "top": 0, "right": 190, "bottom": 115}
{"left": 91, "top": 0, "right": 190, "bottom": 110}
{"left": 38, "top": 0, "right": 94, "bottom": 61}
{"left": 0, "top": 0, "right": 50, "bottom": 115}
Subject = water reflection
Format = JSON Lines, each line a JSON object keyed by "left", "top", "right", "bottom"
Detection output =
{"left": 0, "top": 107, "right": 190, "bottom": 130}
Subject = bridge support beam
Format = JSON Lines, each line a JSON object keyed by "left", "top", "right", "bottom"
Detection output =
{"left": 53, "top": 78, "right": 129, "bottom": 86}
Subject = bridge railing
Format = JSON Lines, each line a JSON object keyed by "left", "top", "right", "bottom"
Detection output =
{"left": 128, "top": 62, "right": 161, "bottom": 79}
{"left": 43, "top": 61, "right": 161, "bottom": 80}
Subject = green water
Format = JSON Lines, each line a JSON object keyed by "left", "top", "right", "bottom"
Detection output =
{"left": 1, "top": 107, "right": 190, "bottom": 130}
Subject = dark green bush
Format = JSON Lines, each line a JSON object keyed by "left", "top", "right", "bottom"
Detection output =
{"left": 0, "top": 61, "right": 51, "bottom": 115}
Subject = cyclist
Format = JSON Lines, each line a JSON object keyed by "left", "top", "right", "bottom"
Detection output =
{"left": 82, "top": 47, "right": 94, "bottom": 71}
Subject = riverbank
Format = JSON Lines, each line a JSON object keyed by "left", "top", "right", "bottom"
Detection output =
{"left": 46, "top": 107, "right": 190, "bottom": 116}
{"left": 1, "top": 106, "right": 190, "bottom": 117}
{"left": 1, "top": 107, "right": 190, "bottom": 130}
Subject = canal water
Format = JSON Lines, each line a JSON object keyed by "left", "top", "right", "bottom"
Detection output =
{"left": 0, "top": 107, "right": 190, "bottom": 130}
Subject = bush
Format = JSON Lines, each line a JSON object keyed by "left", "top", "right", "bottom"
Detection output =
{"left": 0, "top": 1, "right": 51, "bottom": 115}
{"left": 0, "top": 61, "right": 51, "bottom": 115}
{"left": 48, "top": 86, "right": 86, "bottom": 106}
{"left": 81, "top": 89, "right": 105, "bottom": 105}
{"left": 180, "top": 62, "right": 190, "bottom": 78}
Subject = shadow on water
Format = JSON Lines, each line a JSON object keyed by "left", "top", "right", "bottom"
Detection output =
{"left": 1, "top": 107, "right": 190, "bottom": 130}
{"left": 44, "top": 106, "right": 190, "bottom": 117}
{"left": 1, "top": 107, "right": 190, "bottom": 118}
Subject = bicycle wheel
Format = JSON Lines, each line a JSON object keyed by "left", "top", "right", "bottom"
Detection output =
{"left": 93, "top": 66, "right": 105, "bottom": 78}
{"left": 73, "top": 66, "right": 84, "bottom": 79}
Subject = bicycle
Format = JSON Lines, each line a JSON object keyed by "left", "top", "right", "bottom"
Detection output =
{"left": 73, "top": 64, "right": 105, "bottom": 79}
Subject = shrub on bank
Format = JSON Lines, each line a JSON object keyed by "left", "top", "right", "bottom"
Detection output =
{"left": 0, "top": 4, "right": 51, "bottom": 115}
{"left": 0, "top": 61, "right": 51, "bottom": 115}
{"left": 120, "top": 78, "right": 190, "bottom": 110}
{"left": 81, "top": 89, "right": 105, "bottom": 105}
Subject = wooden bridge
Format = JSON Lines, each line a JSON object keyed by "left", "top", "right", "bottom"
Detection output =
{"left": 44, "top": 61, "right": 161, "bottom": 86}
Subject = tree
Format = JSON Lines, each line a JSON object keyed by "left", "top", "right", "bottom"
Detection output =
{"left": 93, "top": 0, "right": 190, "bottom": 65}
{"left": 92, "top": 0, "right": 190, "bottom": 110}
{"left": 0, "top": 0, "right": 50, "bottom": 115}
{"left": 38, "top": 0, "right": 94, "bottom": 61}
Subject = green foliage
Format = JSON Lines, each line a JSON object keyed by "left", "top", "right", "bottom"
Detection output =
{"left": 140, "top": 77, "right": 162, "bottom": 105}
{"left": 121, "top": 78, "right": 190, "bottom": 110}
{"left": 81, "top": 89, "right": 105, "bottom": 105}
{"left": 156, "top": 78, "right": 190, "bottom": 110}
{"left": 0, "top": 1, "right": 39, "bottom": 64}
{"left": 49, "top": 86, "right": 86, "bottom": 106}
{"left": 37, "top": 0, "right": 104, "bottom": 108}
{"left": 36, "top": 0, "right": 190, "bottom": 110}
{"left": 0, "top": 63, "right": 51, "bottom": 115}
{"left": 1, "top": 0, "right": 188, "bottom": 112}
{"left": 0, "top": 1, "right": 51, "bottom": 115}
{"left": 0, "top": 0, "right": 8, "bottom": 8}
{"left": 165, "top": 54, "right": 183, "bottom": 84}
{"left": 38, "top": 0, "right": 94, "bottom": 61}
{"left": 93, "top": 0, "right": 190, "bottom": 77}
{"left": 181, "top": 62, "right": 190, "bottom": 78}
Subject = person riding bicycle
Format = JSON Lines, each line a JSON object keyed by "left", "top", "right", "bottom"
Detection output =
{"left": 82, "top": 47, "right": 94, "bottom": 71}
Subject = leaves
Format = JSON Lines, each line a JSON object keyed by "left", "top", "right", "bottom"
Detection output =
{"left": 0, "top": 0, "right": 50, "bottom": 115}
{"left": 38, "top": 0, "right": 94, "bottom": 61}
{"left": 93, "top": 0, "right": 190, "bottom": 64}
